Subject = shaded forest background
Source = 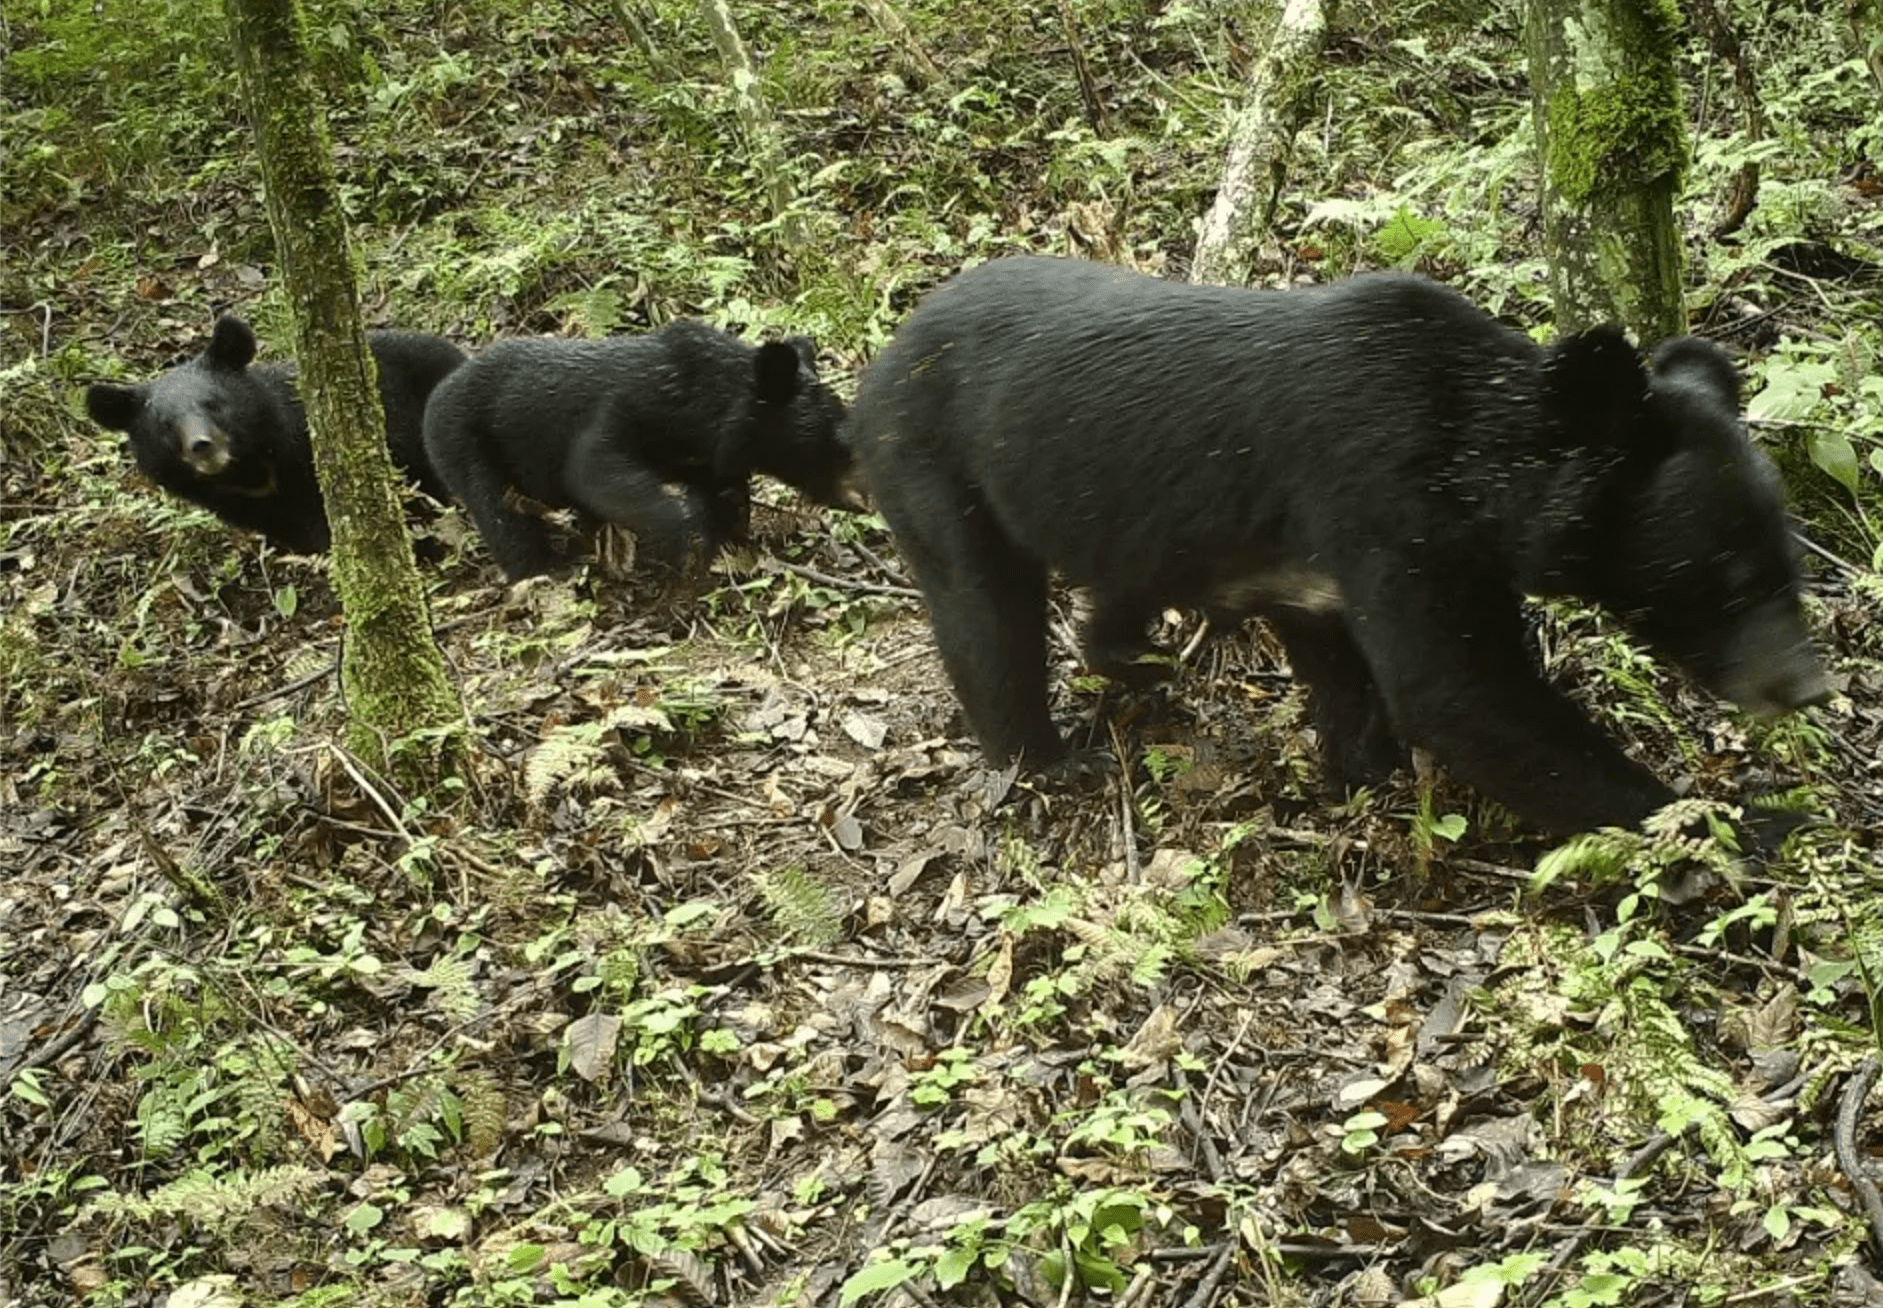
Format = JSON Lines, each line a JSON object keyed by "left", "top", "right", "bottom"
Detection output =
{"left": 3, "top": 0, "right": 1883, "bottom": 1305}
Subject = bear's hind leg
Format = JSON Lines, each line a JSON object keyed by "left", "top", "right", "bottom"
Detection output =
{"left": 1266, "top": 609, "right": 1407, "bottom": 792}
{"left": 564, "top": 424, "right": 716, "bottom": 571}
{"left": 435, "top": 440, "right": 562, "bottom": 581}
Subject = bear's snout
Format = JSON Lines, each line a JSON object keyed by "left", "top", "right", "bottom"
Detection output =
{"left": 177, "top": 414, "right": 232, "bottom": 476}
{"left": 1715, "top": 597, "right": 1830, "bottom": 716}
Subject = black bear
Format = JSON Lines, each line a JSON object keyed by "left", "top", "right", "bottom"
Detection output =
{"left": 85, "top": 316, "right": 467, "bottom": 555}
{"left": 847, "top": 256, "right": 1829, "bottom": 837}
{"left": 419, "top": 319, "right": 852, "bottom": 582}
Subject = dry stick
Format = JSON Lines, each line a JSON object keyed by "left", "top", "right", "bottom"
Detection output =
{"left": 231, "top": 613, "right": 486, "bottom": 711}
{"left": 3, "top": 1004, "right": 97, "bottom": 1081}
{"left": 1173, "top": 1063, "right": 1228, "bottom": 1183}
{"left": 1836, "top": 1054, "right": 1883, "bottom": 1261}
{"left": 1109, "top": 718, "right": 1141, "bottom": 883}
{"left": 1178, "top": 1241, "right": 1236, "bottom": 1308}
{"left": 768, "top": 557, "right": 921, "bottom": 600}
{"left": 792, "top": 950, "right": 943, "bottom": 969}
{"left": 1055, "top": 0, "right": 1111, "bottom": 136}
{"left": 1793, "top": 530, "right": 1867, "bottom": 578}
{"left": 1114, "top": 1266, "right": 1157, "bottom": 1308}
{"left": 330, "top": 744, "right": 416, "bottom": 843}
{"left": 854, "top": 0, "right": 942, "bottom": 80}
{"left": 1270, "top": 822, "right": 1534, "bottom": 883}
{"left": 848, "top": 538, "right": 908, "bottom": 586}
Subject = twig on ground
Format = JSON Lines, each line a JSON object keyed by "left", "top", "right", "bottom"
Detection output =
{"left": 1836, "top": 1054, "right": 1883, "bottom": 1260}
{"left": 769, "top": 557, "right": 921, "bottom": 599}
{"left": 1178, "top": 1241, "right": 1236, "bottom": 1308}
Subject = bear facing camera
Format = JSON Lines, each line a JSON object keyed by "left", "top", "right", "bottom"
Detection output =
{"left": 847, "top": 255, "right": 1829, "bottom": 838}
{"left": 85, "top": 315, "right": 467, "bottom": 555}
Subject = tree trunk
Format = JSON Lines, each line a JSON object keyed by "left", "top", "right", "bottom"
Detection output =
{"left": 226, "top": 0, "right": 464, "bottom": 780}
{"left": 611, "top": 0, "right": 682, "bottom": 81}
{"left": 1526, "top": 0, "right": 1686, "bottom": 342}
{"left": 1851, "top": 0, "right": 1883, "bottom": 99}
{"left": 1688, "top": 0, "right": 1766, "bottom": 239}
{"left": 855, "top": 0, "right": 941, "bottom": 83}
{"left": 696, "top": 0, "right": 804, "bottom": 249}
{"left": 1190, "top": 0, "right": 1336, "bottom": 287}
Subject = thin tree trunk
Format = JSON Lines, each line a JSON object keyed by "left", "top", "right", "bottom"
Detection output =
{"left": 226, "top": 0, "right": 464, "bottom": 780}
{"left": 1689, "top": 0, "right": 1765, "bottom": 239}
{"left": 1057, "top": 0, "right": 1111, "bottom": 137}
{"left": 697, "top": 0, "right": 804, "bottom": 249}
{"left": 1190, "top": 0, "right": 1336, "bottom": 287}
{"left": 1850, "top": 0, "right": 1883, "bottom": 99}
{"left": 611, "top": 0, "right": 681, "bottom": 81}
{"left": 1526, "top": 0, "right": 1686, "bottom": 341}
{"left": 855, "top": 0, "right": 941, "bottom": 82}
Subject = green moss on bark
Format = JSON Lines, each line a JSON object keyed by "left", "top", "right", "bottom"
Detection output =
{"left": 227, "top": 0, "right": 466, "bottom": 784}
{"left": 1540, "top": 0, "right": 1685, "bottom": 205}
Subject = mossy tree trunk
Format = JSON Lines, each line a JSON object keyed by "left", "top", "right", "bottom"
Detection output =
{"left": 226, "top": 0, "right": 465, "bottom": 781}
{"left": 1526, "top": 0, "right": 1686, "bottom": 342}
{"left": 697, "top": 0, "right": 804, "bottom": 250}
{"left": 1190, "top": 0, "right": 1337, "bottom": 287}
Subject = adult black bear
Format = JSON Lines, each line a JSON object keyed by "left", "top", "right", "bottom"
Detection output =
{"left": 847, "top": 256, "right": 1829, "bottom": 837}
{"left": 85, "top": 316, "right": 467, "bottom": 555}
{"left": 419, "top": 320, "right": 852, "bottom": 582}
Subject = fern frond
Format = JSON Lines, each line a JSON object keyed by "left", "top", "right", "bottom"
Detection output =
{"left": 524, "top": 721, "right": 613, "bottom": 805}
{"left": 459, "top": 1070, "right": 508, "bottom": 1157}
{"left": 409, "top": 955, "right": 480, "bottom": 1023}
{"left": 86, "top": 1164, "right": 328, "bottom": 1230}
{"left": 754, "top": 866, "right": 845, "bottom": 947}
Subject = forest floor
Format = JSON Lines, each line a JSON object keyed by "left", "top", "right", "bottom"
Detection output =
{"left": 5, "top": 1, "right": 1883, "bottom": 1305}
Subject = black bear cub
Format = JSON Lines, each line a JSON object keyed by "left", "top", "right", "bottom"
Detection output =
{"left": 86, "top": 316, "right": 467, "bottom": 555}
{"left": 847, "top": 256, "right": 1829, "bottom": 837}
{"left": 420, "top": 319, "right": 852, "bottom": 582}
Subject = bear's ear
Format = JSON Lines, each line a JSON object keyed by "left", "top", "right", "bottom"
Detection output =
{"left": 1543, "top": 326, "right": 1656, "bottom": 455}
{"left": 206, "top": 316, "right": 259, "bottom": 371}
{"left": 85, "top": 382, "right": 144, "bottom": 432}
{"left": 753, "top": 340, "right": 808, "bottom": 404}
{"left": 1649, "top": 336, "right": 1741, "bottom": 406}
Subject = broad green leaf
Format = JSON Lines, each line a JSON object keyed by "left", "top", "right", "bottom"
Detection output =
{"left": 935, "top": 1246, "right": 977, "bottom": 1289}
{"left": 1748, "top": 357, "right": 1834, "bottom": 423}
{"left": 1807, "top": 428, "right": 1860, "bottom": 495}
{"left": 839, "top": 1258, "right": 920, "bottom": 1304}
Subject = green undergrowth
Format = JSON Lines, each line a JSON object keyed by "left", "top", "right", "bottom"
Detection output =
{"left": 3, "top": 0, "right": 1881, "bottom": 1302}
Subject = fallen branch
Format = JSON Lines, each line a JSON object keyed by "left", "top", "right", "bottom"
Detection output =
{"left": 1837, "top": 1054, "right": 1883, "bottom": 1260}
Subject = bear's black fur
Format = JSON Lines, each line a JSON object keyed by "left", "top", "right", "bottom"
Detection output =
{"left": 847, "top": 256, "right": 1829, "bottom": 836}
{"left": 419, "top": 319, "right": 852, "bottom": 582}
{"left": 85, "top": 316, "right": 467, "bottom": 555}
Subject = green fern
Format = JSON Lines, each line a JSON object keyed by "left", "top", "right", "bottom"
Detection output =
{"left": 134, "top": 1081, "right": 192, "bottom": 1157}
{"left": 1496, "top": 922, "right": 1753, "bottom": 1190}
{"left": 524, "top": 721, "right": 613, "bottom": 804}
{"left": 459, "top": 1070, "right": 508, "bottom": 1158}
{"left": 1129, "top": 943, "right": 1172, "bottom": 990}
{"left": 86, "top": 1164, "right": 328, "bottom": 1231}
{"left": 409, "top": 955, "right": 480, "bottom": 1023}
{"left": 754, "top": 866, "right": 845, "bottom": 947}
{"left": 1531, "top": 798, "right": 1744, "bottom": 895}
{"left": 1612, "top": 977, "right": 1748, "bottom": 1185}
